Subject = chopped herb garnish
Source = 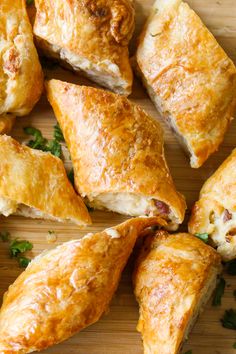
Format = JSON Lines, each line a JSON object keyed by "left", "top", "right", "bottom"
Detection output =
{"left": 44, "top": 139, "right": 62, "bottom": 158}
{"left": 0, "top": 231, "right": 10, "bottom": 242}
{"left": 67, "top": 168, "right": 74, "bottom": 186}
{"left": 226, "top": 260, "right": 236, "bottom": 275}
{"left": 54, "top": 123, "right": 65, "bottom": 142}
{"left": 48, "top": 230, "right": 55, "bottom": 235}
{"left": 184, "top": 351, "right": 192, "bottom": 354}
{"left": 24, "top": 126, "right": 63, "bottom": 158}
{"left": 233, "top": 342, "right": 236, "bottom": 349}
{"left": 24, "top": 127, "right": 47, "bottom": 150}
{"left": 10, "top": 239, "right": 33, "bottom": 257}
{"left": 221, "top": 309, "right": 236, "bottom": 329}
{"left": 18, "top": 257, "right": 31, "bottom": 268}
{"left": 194, "top": 233, "right": 209, "bottom": 243}
{"left": 26, "top": 0, "right": 34, "bottom": 5}
{"left": 212, "top": 277, "right": 226, "bottom": 306}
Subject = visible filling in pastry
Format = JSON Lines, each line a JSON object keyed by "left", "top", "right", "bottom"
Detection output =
{"left": 207, "top": 208, "right": 236, "bottom": 259}
{"left": 0, "top": 195, "right": 61, "bottom": 222}
{"left": 38, "top": 40, "right": 128, "bottom": 94}
{"left": 86, "top": 192, "right": 177, "bottom": 228}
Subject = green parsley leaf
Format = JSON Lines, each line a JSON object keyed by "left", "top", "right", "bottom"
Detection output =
{"left": 48, "top": 230, "right": 55, "bottom": 235}
{"left": 24, "top": 127, "right": 47, "bottom": 150}
{"left": 10, "top": 239, "right": 33, "bottom": 257}
{"left": 45, "top": 139, "right": 62, "bottom": 158}
{"left": 226, "top": 260, "right": 236, "bottom": 275}
{"left": 221, "top": 309, "right": 236, "bottom": 329}
{"left": 212, "top": 277, "right": 226, "bottom": 306}
{"left": 233, "top": 342, "right": 236, "bottom": 349}
{"left": 194, "top": 233, "right": 209, "bottom": 243}
{"left": 24, "top": 126, "right": 63, "bottom": 158}
{"left": 184, "top": 351, "right": 192, "bottom": 354}
{"left": 0, "top": 231, "right": 10, "bottom": 242}
{"left": 18, "top": 257, "right": 31, "bottom": 268}
{"left": 67, "top": 168, "right": 74, "bottom": 186}
{"left": 26, "top": 0, "right": 34, "bottom": 6}
{"left": 54, "top": 123, "right": 65, "bottom": 142}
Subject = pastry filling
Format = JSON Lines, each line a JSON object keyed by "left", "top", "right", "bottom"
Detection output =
{"left": 37, "top": 39, "right": 128, "bottom": 94}
{"left": 86, "top": 192, "right": 178, "bottom": 228}
{"left": 207, "top": 208, "right": 236, "bottom": 259}
{"left": 0, "top": 195, "right": 61, "bottom": 222}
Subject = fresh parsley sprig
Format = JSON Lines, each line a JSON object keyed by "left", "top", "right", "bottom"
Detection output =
{"left": 194, "top": 233, "right": 209, "bottom": 243}
{"left": 221, "top": 309, "right": 236, "bottom": 329}
{"left": 24, "top": 125, "right": 64, "bottom": 159}
{"left": 212, "top": 277, "right": 226, "bottom": 306}
{"left": 10, "top": 239, "right": 33, "bottom": 257}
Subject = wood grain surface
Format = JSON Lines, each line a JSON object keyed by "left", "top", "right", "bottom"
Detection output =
{"left": 1, "top": 0, "right": 236, "bottom": 353}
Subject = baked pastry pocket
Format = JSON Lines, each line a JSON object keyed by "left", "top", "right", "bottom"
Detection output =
{"left": 46, "top": 79, "right": 186, "bottom": 230}
{"left": 134, "top": 0, "right": 236, "bottom": 167}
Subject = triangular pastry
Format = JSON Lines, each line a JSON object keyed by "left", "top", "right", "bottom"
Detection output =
{"left": 46, "top": 79, "right": 186, "bottom": 230}
{"left": 134, "top": 0, "right": 236, "bottom": 168}
{"left": 0, "top": 135, "right": 91, "bottom": 225}
{"left": 189, "top": 148, "right": 236, "bottom": 261}
{"left": 133, "top": 230, "right": 222, "bottom": 354}
{"left": 0, "top": 216, "right": 165, "bottom": 352}
{"left": 33, "top": 0, "right": 134, "bottom": 95}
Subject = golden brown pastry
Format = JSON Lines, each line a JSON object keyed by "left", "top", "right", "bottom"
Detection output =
{"left": 0, "top": 0, "right": 43, "bottom": 133}
{"left": 134, "top": 0, "right": 236, "bottom": 168}
{"left": 0, "top": 135, "right": 91, "bottom": 225}
{"left": 0, "top": 216, "right": 165, "bottom": 353}
{"left": 46, "top": 79, "right": 186, "bottom": 230}
{"left": 189, "top": 149, "right": 236, "bottom": 261}
{"left": 133, "top": 230, "right": 222, "bottom": 354}
{"left": 33, "top": 0, "right": 134, "bottom": 96}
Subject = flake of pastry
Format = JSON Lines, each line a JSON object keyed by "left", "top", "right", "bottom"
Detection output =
{"left": 0, "top": 216, "right": 165, "bottom": 352}
{"left": 133, "top": 230, "right": 222, "bottom": 354}
{"left": 134, "top": 0, "right": 236, "bottom": 168}
{"left": 46, "top": 79, "right": 187, "bottom": 230}
{"left": 0, "top": 135, "right": 91, "bottom": 226}
{"left": 189, "top": 148, "right": 236, "bottom": 261}
{"left": 0, "top": 0, "right": 43, "bottom": 133}
{"left": 33, "top": 0, "right": 134, "bottom": 95}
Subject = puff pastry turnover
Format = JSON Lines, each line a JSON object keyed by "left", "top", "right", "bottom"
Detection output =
{"left": 33, "top": 0, "right": 134, "bottom": 95}
{"left": 189, "top": 149, "right": 236, "bottom": 261}
{"left": 0, "top": 216, "right": 165, "bottom": 353}
{"left": 133, "top": 230, "right": 222, "bottom": 354}
{"left": 46, "top": 79, "right": 186, "bottom": 230}
{"left": 0, "top": 0, "right": 43, "bottom": 134}
{"left": 0, "top": 135, "right": 91, "bottom": 225}
{"left": 135, "top": 0, "right": 236, "bottom": 168}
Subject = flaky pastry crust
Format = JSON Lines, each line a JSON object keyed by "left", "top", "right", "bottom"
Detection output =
{"left": 0, "top": 135, "right": 91, "bottom": 225}
{"left": 0, "top": 0, "right": 43, "bottom": 133}
{"left": 133, "top": 231, "right": 222, "bottom": 354}
{"left": 46, "top": 79, "right": 186, "bottom": 228}
{"left": 135, "top": 0, "right": 236, "bottom": 168}
{"left": 33, "top": 0, "right": 134, "bottom": 95}
{"left": 0, "top": 216, "right": 165, "bottom": 353}
{"left": 189, "top": 148, "right": 236, "bottom": 261}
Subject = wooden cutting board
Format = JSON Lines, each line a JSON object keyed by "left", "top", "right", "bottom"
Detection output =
{"left": 1, "top": 0, "right": 236, "bottom": 353}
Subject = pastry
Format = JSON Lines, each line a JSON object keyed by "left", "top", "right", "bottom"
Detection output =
{"left": 0, "top": 0, "right": 43, "bottom": 133}
{"left": 0, "top": 216, "right": 165, "bottom": 353}
{"left": 133, "top": 230, "right": 222, "bottom": 354}
{"left": 0, "top": 135, "right": 91, "bottom": 225}
{"left": 134, "top": 0, "right": 236, "bottom": 168}
{"left": 189, "top": 148, "right": 236, "bottom": 261}
{"left": 33, "top": 0, "right": 134, "bottom": 95}
{"left": 46, "top": 79, "right": 186, "bottom": 230}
